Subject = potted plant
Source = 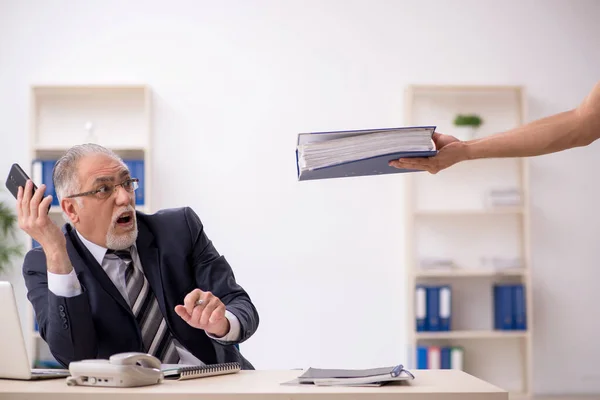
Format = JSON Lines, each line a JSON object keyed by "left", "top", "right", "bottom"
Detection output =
{"left": 453, "top": 114, "right": 483, "bottom": 141}
{"left": 0, "top": 197, "right": 22, "bottom": 274}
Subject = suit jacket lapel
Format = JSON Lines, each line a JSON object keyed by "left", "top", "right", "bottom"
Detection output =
{"left": 135, "top": 217, "right": 166, "bottom": 312}
{"left": 66, "top": 225, "right": 132, "bottom": 314}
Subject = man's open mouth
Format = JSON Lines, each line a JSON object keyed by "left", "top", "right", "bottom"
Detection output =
{"left": 116, "top": 212, "right": 133, "bottom": 225}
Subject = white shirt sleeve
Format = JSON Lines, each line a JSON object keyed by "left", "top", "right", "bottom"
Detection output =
{"left": 206, "top": 310, "right": 241, "bottom": 342}
{"left": 47, "top": 269, "right": 82, "bottom": 298}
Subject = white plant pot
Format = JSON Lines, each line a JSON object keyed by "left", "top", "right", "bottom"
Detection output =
{"left": 454, "top": 126, "right": 477, "bottom": 141}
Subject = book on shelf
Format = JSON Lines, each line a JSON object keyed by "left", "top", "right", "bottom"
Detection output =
{"left": 123, "top": 159, "right": 145, "bottom": 206}
{"left": 416, "top": 285, "right": 452, "bottom": 332}
{"left": 296, "top": 126, "right": 437, "bottom": 181}
{"left": 417, "top": 346, "right": 463, "bottom": 370}
{"left": 31, "top": 160, "right": 59, "bottom": 206}
{"left": 494, "top": 283, "right": 526, "bottom": 330}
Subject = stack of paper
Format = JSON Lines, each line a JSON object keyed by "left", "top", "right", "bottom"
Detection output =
{"left": 296, "top": 126, "right": 437, "bottom": 181}
{"left": 295, "top": 365, "right": 415, "bottom": 387}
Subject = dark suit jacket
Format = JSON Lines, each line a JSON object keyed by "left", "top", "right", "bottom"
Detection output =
{"left": 22, "top": 207, "right": 259, "bottom": 369}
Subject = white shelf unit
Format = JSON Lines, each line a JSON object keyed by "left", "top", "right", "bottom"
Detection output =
{"left": 403, "top": 85, "right": 533, "bottom": 397}
{"left": 25, "top": 84, "right": 152, "bottom": 368}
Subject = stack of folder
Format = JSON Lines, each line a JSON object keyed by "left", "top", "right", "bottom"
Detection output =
{"left": 296, "top": 126, "right": 437, "bottom": 181}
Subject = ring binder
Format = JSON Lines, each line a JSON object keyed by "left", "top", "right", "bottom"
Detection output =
{"left": 163, "top": 362, "right": 241, "bottom": 380}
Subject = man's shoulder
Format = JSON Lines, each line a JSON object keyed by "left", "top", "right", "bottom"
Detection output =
{"left": 136, "top": 207, "right": 203, "bottom": 229}
{"left": 137, "top": 206, "right": 190, "bottom": 220}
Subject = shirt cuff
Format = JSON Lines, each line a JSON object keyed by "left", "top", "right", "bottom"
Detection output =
{"left": 206, "top": 310, "right": 241, "bottom": 342}
{"left": 47, "top": 269, "right": 82, "bottom": 298}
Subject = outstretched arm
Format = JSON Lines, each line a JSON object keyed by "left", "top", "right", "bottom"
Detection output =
{"left": 390, "top": 80, "right": 600, "bottom": 174}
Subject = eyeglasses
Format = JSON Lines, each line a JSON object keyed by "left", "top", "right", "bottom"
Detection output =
{"left": 66, "top": 178, "right": 139, "bottom": 200}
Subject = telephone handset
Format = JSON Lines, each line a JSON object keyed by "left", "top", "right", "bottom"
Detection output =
{"left": 66, "top": 352, "right": 164, "bottom": 387}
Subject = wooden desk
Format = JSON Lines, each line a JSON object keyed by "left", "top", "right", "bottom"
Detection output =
{"left": 0, "top": 369, "right": 507, "bottom": 400}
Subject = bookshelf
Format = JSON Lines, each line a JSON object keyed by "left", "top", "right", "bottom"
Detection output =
{"left": 25, "top": 84, "right": 152, "bottom": 367}
{"left": 403, "top": 85, "right": 533, "bottom": 397}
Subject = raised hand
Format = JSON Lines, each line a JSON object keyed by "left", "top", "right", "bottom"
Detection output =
{"left": 17, "top": 180, "right": 66, "bottom": 254}
{"left": 174, "top": 289, "right": 230, "bottom": 337}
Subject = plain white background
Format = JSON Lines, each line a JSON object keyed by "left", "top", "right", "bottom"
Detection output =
{"left": 0, "top": 0, "right": 599, "bottom": 395}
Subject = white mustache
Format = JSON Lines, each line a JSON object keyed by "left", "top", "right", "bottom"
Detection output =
{"left": 112, "top": 206, "right": 136, "bottom": 225}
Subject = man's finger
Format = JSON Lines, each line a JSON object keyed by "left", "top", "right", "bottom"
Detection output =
{"left": 389, "top": 159, "right": 428, "bottom": 170}
{"left": 16, "top": 186, "right": 23, "bottom": 219}
{"left": 38, "top": 195, "right": 52, "bottom": 216}
{"left": 199, "top": 299, "right": 219, "bottom": 327}
{"left": 183, "top": 289, "right": 203, "bottom": 315}
{"left": 174, "top": 305, "right": 191, "bottom": 322}
{"left": 29, "top": 183, "right": 45, "bottom": 219}
{"left": 21, "top": 182, "right": 32, "bottom": 217}
{"left": 209, "top": 304, "right": 226, "bottom": 324}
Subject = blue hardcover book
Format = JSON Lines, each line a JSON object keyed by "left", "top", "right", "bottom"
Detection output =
{"left": 438, "top": 285, "right": 452, "bottom": 331}
{"left": 427, "top": 286, "right": 440, "bottom": 331}
{"left": 440, "top": 347, "right": 451, "bottom": 369}
{"left": 123, "top": 159, "right": 145, "bottom": 206}
{"left": 296, "top": 126, "right": 438, "bottom": 181}
{"left": 512, "top": 284, "right": 527, "bottom": 330}
{"left": 32, "top": 160, "right": 58, "bottom": 206}
{"left": 415, "top": 285, "right": 428, "bottom": 332}
{"left": 135, "top": 159, "right": 145, "bottom": 206}
{"left": 416, "top": 346, "right": 428, "bottom": 369}
{"left": 44, "top": 160, "right": 58, "bottom": 206}
{"left": 494, "top": 284, "right": 514, "bottom": 330}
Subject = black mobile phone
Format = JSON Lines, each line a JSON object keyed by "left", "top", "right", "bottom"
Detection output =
{"left": 5, "top": 163, "right": 51, "bottom": 212}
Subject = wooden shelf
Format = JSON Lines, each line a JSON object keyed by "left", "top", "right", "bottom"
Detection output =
{"left": 413, "top": 268, "right": 527, "bottom": 278}
{"left": 35, "top": 145, "right": 148, "bottom": 153}
{"left": 414, "top": 207, "right": 524, "bottom": 216}
{"left": 404, "top": 84, "right": 532, "bottom": 396}
{"left": 408, "top": 84, "right": 523, "bottom": 93}
{"left": 26, "top": 84, "right": 153, "bottom": 368}
{"left": 416, "top": 330, "right": 529, "bottom": 340}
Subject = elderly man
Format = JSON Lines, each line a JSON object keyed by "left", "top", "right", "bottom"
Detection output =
{"left": 17, "top": 144, "right": 259, "bottom": 368}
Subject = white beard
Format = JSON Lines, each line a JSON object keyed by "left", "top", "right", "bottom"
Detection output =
{"left": 105, "top": 209, "right": 138, "bottom": 250}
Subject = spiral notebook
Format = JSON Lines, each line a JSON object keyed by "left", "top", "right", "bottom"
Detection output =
{"left": 161, "top": 362, "right": 241, "bottom": 380}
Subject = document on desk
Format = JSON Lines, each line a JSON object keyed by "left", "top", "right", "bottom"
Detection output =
{"left": 283, "top": 364, "right": 415, "bottom": 387}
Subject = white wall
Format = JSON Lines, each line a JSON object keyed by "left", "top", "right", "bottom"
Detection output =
{"left": 1, "top": 0, "right": 599, "bottom": 394}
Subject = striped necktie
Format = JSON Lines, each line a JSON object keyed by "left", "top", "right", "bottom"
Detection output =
{"left": 106, "top": 248, "right": 180, "bottom": 363}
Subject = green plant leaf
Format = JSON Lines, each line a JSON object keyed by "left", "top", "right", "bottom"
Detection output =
{"left": 453, "top": 114, "right": 483, "bottom": 127}
{"left": 0, "top": 187, "right": 23, "bottom": 274}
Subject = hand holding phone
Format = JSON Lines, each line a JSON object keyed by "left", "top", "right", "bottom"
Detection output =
{"left": 5, "top": 163, "right": 64, "bottom": 252}
{"left": 5, "top": 163, "right": 51, "bottom": 213}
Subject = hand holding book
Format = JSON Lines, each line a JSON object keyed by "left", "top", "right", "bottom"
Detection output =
{"left": 296, "top": 126, "right": 438, "bottom": 181}
{"left": 388, "top": 132, "right": 465, "bottom": 174}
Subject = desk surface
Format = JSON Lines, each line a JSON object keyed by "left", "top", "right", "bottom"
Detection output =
{"left": 0, "top": 369, "right": 507, "bottom": 400}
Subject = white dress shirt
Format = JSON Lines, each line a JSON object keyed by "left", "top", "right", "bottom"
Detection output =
{"left": 46, "top": 231, "right": 241, "bottom": 366}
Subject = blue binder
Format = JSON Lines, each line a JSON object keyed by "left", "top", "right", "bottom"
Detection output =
{"left": 123, "top": 159, "right": 145, "bottom": 206}
{"left": 296, "top": 126, "right": 438, "bottom": 181}
{"left": 416, "top": 346, "right": 428, "bottom": 369}
{"left": 415, "top": 284, "right": 428, "bottom": 332}
{"left": 440, "top": 347, "right": 451, "bottom": 369}
{"left": 32, "top": 160, "right": 59, "bottom": 206}
{"left": 426, "top": 286, "right": 440, "bottom": 331}
{"left": 493, "top": 284, "right": 514, "bottom": 330}
{"left": 438, "top": 285, "right": 452, "bottom": 331}
{"left": 512, "top": 284, "right": 527, "bottom": 330}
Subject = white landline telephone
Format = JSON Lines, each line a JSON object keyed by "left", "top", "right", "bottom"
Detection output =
{"left": 66, "top": 352, "right": 164, "bottom": 387}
